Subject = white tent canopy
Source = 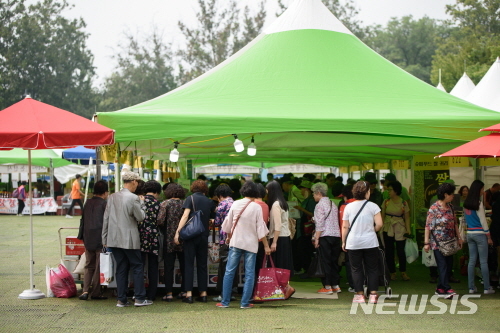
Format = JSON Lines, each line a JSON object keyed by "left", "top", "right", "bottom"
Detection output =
{"left": 466, "top": 57, "right": 500, "bottom": 110}
{"left": 450, "top": 72, "right": 476, "bottom": 99}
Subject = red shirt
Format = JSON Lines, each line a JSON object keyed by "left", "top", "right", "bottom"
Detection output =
{"left": 255, "top": 200, "right": 270, "bottom": 225}
{"left": 339, "top": 198, "right": 356, "bottom": 235}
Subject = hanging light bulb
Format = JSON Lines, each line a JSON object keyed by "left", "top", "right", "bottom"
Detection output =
{"left": 247, "top": 136, "right": 256, "bottom": 156}
{"left": 233, "top": 134, "right": 244, "bottom": 153}
{"left": 169, "top": 141, "right": 179, "bottom": 162}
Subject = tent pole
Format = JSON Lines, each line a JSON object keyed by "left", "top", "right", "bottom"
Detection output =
{"left": 18, "top": 150, "right": 45, "bottom": 299}
{"left": 95, "top": 147, "right": 101, "bottom": 182}
{"left": 84, "top": 157, "right": 92, "bottom": 204}
{"left": 49, "top": 158, "right": 54, "bottom": 200}
{"left": 410, "top": 157, "right": 416, "bottom": 238}
{"left": 115, "top": 150, "right": 121, "bottom": 193}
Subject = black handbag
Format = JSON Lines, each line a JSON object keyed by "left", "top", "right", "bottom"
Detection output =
{"left": 307, "top": 248, "right": 325, "bottom": 278}
{"left": 179, "top": 196, "right": 205, "bottom": 240}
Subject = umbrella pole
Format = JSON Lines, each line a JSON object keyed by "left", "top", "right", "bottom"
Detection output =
{"left": 18, "top": 150, "right": 45, "bottom": 300}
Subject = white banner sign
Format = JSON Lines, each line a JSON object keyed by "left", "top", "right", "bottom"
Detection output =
{"left": 0, "top": 165, "right": 47, "bottom": 173}
{"left": 0, "top": 197, "right": 57, "bottom": 215}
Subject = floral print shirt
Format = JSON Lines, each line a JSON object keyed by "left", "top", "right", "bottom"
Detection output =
{"left": 138, "top": 194, "right": 160, "bottom": 255}
{"left": 425, "top": 202, "right": 457, "bottom": 250}
{"left": 314, "top": 196, "right": 340, "bottom": 237}
{"left": 214, "top": 198, "right": 234, "bottom": 244}
{"left": 157, "top": 198, "right": 184, "bottom": 253}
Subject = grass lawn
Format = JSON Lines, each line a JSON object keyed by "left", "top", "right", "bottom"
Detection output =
{"left": 1, "top": 214, "right": 499, "bottom": 332}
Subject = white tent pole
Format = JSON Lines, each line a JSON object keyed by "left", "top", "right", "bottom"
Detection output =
{"left": 84, "top": 157, "right": 93, "bottom": 204}
{"left": 18, "top": 150, "right": 45, "bottom": 299}
{"left": 49, "top": 158, "right": 54, "bottom": 199}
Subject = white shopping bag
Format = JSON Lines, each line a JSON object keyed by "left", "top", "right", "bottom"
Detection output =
{"left": 405, "top": 239, "right": 419, "bottom": 263}
{"left": 421, "top": 247, "right": 437, "bottom": 267}
{"left": 99, "top": 252, "right": 114, "bottom": 285}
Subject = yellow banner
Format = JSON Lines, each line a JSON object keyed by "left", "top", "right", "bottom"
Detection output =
{"left": 361, "top": 163, "right": 373, "bottom": 170}
{"left": 414, "top": 155, "right": 449, "bottom": 170}
{"left": 479, "top": 158, "right": 500, "bottom": 166}
{"left": 349, "top": 165, "right": 360, "bottom": 172}
{"left": 449, "top": 156, "right": 471, "bottom": 168}
{"left": 391, "top": 160, "right": 410, "bottom": 170}
{"left": 339, "top": 167, "right": 348, "bottom": 173}
{"left": 374, "top": 163, "right": 389, "bottom": 170}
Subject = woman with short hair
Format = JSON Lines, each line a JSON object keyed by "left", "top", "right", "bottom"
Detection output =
{"left": 217, "top": 181, "right": 270, "bottom": 309}
{"left": 424, "top": 182, "right": 463, "bottom": 299}
{"left": 463, "top": 180, "right": 495, "bottom": 294}
{"left": 311, "top": 182, "right": 341, "bottom": 294}
{"left": 139, "top": 180, "right": 162, "bottom": 301}
{"left": 342, "top": 181, "right": 383, "bottom": 304}
{"left": 157, "top": 183, "right": 186, "bottom": 301}
{"left": 174, "top": 180, "right": 215, "bottom": 303}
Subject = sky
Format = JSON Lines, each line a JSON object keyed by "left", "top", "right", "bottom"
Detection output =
{"left": 58, "top": 0, "right": 456, "bottom": 86}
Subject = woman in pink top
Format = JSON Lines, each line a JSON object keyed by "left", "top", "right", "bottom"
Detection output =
{"left": 218, "top": 181, "right": 270, "bottom": 309}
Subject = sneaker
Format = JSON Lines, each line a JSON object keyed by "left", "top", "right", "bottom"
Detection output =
{"left": 331, "top": 286, "right": 341, "bottom": 293}
{"left": 445, "top": 289, "right": 458, "bottom": 299}
{"left": 484, "top": 287, "right": 496, "bottom": 294}
{"left": 216, "top": 303, "right": 229, "bottom": 308}
{"left": 317, "top": 288, "right": 334, "bottom": 295}
{"left": 134, "top": 299, "right": 153, "bottom": 307}
{"left": 469, "top": 286, "right": 477, "bottom": 294}
{"left": 435, "top": 288, "right": 447, "bottom": 298}
{"left": 353, "top": 294, "right": 365, "bottom": 303}
{"left": 212, "top": 296, "right": 222, "bottom": 302}
{"left": 368, "top": 294, "right": 379, "bottom": 304}
{"left": 390, "top": 273, "right": 397, "bottom": 281}
{"left": 401, "top": 272, "right": 410, "bottom": 281}
{"left": 240, "top": 304, "right": 254, "bottom": 309}
{"left": 116, "top": 300, "right": 131, "bottom": 307}
{"left": 65, "top": 215, "right": 73, "bottom": 218}
{"left": 348, "top": 287, "right": 355, "bottom": 293}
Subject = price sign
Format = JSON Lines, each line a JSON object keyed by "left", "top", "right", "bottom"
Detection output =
{"left": 391, "top": 160, "right": 409, "bottom": 170}
{"left": 449, "top": 156, "right": 470, "bottom": 167}
{"left": 479, "top": 158, "right": 500, "bottom": 166}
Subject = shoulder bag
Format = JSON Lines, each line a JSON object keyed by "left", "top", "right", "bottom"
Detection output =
{"left": 345, "top": 200, "right": 369, "bottom": 243}
{"left": 179, "top": 196, "right": 205, "bottom": 241}
{"left": 225, "top": 199, "right": 253, "bottom": 244}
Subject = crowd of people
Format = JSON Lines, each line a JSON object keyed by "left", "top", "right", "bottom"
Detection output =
{"left": 75, "top": 170, "right": 499, "bottom": 307}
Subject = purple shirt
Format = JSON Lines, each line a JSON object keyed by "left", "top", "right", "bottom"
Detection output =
{"left": 215, "top": 198, "right": 234, "bottom": 244}
{"left": 314, "top": 197, "right": 340, "bottom": 237}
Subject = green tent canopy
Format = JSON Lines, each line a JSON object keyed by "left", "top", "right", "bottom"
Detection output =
{"left": 0, "top": 149, "right": 72, "bottom": 168}
{"left": 97, "top": 0, "right": 500, "bottom": 165}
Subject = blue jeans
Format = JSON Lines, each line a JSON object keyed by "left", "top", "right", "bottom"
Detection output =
{"left": 467, "top": 233, "right": 490, "bottom": 290}
{"left": 222, "top": 247, "right": 256, "bottom": 307}
{"left": 433, "top": 249, "right": 453, "bottom": 292}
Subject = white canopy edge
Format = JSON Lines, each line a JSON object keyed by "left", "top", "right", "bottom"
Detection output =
{"left": 436, "top": 82, "right": 447, "bottom": 92}
{"left": 450, "top": 72, "right": 475, "bottom": 99}
{"left": 264, "top": 0, "right": 353, "bottom": 36}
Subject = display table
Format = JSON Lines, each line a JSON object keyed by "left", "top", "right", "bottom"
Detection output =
{"left": 0, "top": 197, "right": 57, "bottom": 215}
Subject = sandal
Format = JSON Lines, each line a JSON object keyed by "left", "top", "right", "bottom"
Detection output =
{"left": 163, "top": 294, "right": 174, "bottom": 302}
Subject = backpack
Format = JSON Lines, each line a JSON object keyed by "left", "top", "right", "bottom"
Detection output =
{"left": 12, "top": 188, "right": 19, "bottom": 198}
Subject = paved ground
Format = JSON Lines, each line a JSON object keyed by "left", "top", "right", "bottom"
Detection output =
{"left": 1, "top": 215, "right": 499, "bottom": 332}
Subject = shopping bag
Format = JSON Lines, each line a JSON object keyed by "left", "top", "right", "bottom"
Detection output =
{"left": 405, "top": 239, "right": 419, "bottom": 263}
{"left": 307, "top": 250, "right": 325, "bottom": 278}
{"left": 459, "top": 216, "right": 467, "bottom": 244}
{"left": 100, "top": 251, "right": 114, "bottom": 285}
{"left": 45, "top": 265, "right": 55, "bottom": 297}
{"left": 422, "top": 247, "right": 437, "bottom": 267}
{"left": 253, "top": 256, "right": 286, "bottom": 301}
{"left": 49, "top": 264, "right": 77, "bottom": 298}
{"left": 73, "top": 252, "right": 86, "bottom": 275}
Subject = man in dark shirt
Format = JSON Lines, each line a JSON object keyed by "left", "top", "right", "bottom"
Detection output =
{"left": 484, "top": 183, "right": 500, "bottom": 210}
{"left": 79, "top": 180, "right": 109, "bottom": 301}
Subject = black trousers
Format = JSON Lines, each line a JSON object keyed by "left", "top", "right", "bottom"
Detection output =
{"left": 164, "top": 250, "right": 185, "bottom": 293}
{"left": 293, "top": 234, "right": 315, "bottom": 272}
{"left": 183, "top": 234, "right": 208, "bottom": 292}
{"left": 110, "top": 247, "right": 146, "bottom": 303}
{"left": 348, "top": 247, "right": 379, "bottom": 293}
{"left": 383, "top": 232, "right": 407, "bottom": 273}
{"left": 141, "top": 252, "right": 159, "bottom": 300}
{"left": 434, "top": 249, "right": 453, "bottom": 292}
{"left": 217, "top": 244, "right": 239, "bottom": 292}
{"left": 17, "top": 199, "right": 25, "bottom": 214}
{"left": 319, "top": 236, "right": 342, "bottom": 287}
{"left": 68, "top": 199, "right": 83, "bottom": 216}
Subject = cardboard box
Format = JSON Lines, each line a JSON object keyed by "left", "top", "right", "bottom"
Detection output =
{"left": 66, "top": 236, "right": 85, "bottom": 255}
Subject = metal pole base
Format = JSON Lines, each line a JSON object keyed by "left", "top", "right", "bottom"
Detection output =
{"left": 18, "top": 289, "right": 46, "bottom": 300}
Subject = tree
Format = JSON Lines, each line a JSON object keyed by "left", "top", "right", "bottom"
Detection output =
{"left": 276, "top": 0, "right": 371, "bottom": 39}
{"left": 99, "top": 29, "right": 177, "bottom": 111}
{"left": 0, "top": 0, "right": 97, "bottom": 117}
{"left": 431, "top": 0, "right": 500, "bottom": 89}
{"left": 177, "top": 0, "right": 266, "bottom": 84}
{"left": 364, "top": 16, "right": 451, "bottom": 83}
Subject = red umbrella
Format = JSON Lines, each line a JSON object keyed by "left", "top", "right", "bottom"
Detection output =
{"left": 0, "top": 97, "right": 114, "bottom": 149}
{"left": 439, "top": 133, "right": 500, "bottom": 158}
{"left": 480, "top": 123, "right": 500, "bottom": 132}
{"left": 0, "top": 96, "right": 115, "bottom": 299}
